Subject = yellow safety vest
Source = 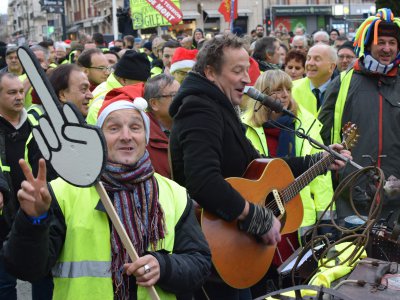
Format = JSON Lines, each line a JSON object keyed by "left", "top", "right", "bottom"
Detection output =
{"left": 292, "top": 77, "right": 320, "bottom": 117}
{"left": 50, "top": 173, "right": 187, "bottom": 300}
{"left": 86, "top": 73, "right": 123, "bottom": 125}
{"left": 331, "top": 69, "right": 354, "bottom": 144}
{"left": 241, "top": 105, "right": 334, "bottom": 235}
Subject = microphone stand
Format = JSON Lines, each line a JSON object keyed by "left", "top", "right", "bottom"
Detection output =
{"left": 294, "top": 128, "right": 364, "bottom": 171}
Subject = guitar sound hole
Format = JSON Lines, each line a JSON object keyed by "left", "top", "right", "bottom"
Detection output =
{"left": 265, "top": 191, "right": 286, "bottom": 227}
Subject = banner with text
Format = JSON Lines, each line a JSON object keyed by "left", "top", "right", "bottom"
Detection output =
{"left": 130, "top": 0, "right": 182, "bottom": 29}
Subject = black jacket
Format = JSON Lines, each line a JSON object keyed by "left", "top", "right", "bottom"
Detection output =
{"left": 169, "top": 72, "right": 314, "bottom": 222}
{"left": 3, "top": 181, "right": 211, "bottom": 298}
{"left": 0, "top": 115, "right": 41, "bottom": 247}
{"left": 0, "top": 114, "right": 57, "bottom": 249}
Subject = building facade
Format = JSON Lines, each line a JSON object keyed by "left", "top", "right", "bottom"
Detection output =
{"left": 7, "top": 0, "right": 48, "bottom": 44}
{"left": 6, "top": 0, "right": 376, "bottom": 43}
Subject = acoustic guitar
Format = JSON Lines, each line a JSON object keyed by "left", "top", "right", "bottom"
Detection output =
{"left": 201, "top": 123, "right": 359, "bottom": 289}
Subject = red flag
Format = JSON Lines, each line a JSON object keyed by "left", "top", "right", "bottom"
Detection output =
{"left": 218, "top": 0, "right": 238, "bottom": 23}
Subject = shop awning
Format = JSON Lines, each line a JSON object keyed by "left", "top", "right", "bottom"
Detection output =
{"left": 92, "top": 16, "right": 104, "bottom": 25}
{"left": 204, "top": 10, "right": 220, "bottom": 18}
{"left": 238, "top": 8, "right": 252, "bottom": 16}
{"left": 182, "top": 10, "right": 201, "bottom": 19}
{"left": 66, "top": 24, "right": 81, "bottom": 33}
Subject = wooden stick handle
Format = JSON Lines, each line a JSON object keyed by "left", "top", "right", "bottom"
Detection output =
{"left": 95, "top": 182, "right": 160, "bottom": 300}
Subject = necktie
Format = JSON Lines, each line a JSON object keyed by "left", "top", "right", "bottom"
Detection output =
{"left": 312, "top": 88, "right": 321, "bottom": 110}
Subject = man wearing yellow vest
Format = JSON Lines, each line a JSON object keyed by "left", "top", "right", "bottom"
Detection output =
{"left": 319, "top": 8, "right": 400, "bottom": 225}
{"left": 291, "top": 43, "right": 337, "bottom": 116}
{"left": 86, "top": 51, "right": 151, "bottom": 125}
{"left": 3, "top": 94, "right": 211, "bottom": 299}
{"left": 0, "top": 73, "right": 55, "bottom": 299}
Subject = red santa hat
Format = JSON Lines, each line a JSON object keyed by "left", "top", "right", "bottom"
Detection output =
{"left": 170, "top": 47, "right": 198, "bottom": 74}
{"left": 97, "top": 83, "right": 150, "bottom": 143}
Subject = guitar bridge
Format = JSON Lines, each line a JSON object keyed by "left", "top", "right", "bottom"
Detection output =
{"left": 272, "top": 189, "right": 285, "bottom": 215}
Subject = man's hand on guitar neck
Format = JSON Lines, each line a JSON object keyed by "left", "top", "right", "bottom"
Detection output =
{"left": 325, "top": 143, "right": 352, "bottom": 171}
{"left": 238, "top": 202, "right": 281, "bottom": 245}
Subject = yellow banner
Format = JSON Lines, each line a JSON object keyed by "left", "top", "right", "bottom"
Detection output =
{"left": 130, "top": 0, "right": 182, "bottom": 29}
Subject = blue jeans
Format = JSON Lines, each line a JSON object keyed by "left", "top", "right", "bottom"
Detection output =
{"left": 0, "top": 256, "right": 53, "bottom": 300}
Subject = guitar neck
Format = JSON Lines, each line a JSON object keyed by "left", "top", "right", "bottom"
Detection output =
{"left": 282, "top": 154, "right": 334, "bottom": 202}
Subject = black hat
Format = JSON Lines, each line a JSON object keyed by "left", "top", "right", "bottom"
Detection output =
{"left": 194, "top": 28, "right": 204, "bottom": 36}
{"left": 143, "top": 41, "right": 152, "bottom": 51}
{"left": 337, "top": 41, "right": 355, "bottom": 54}
{"left": 366, "top": 21, "right": 400, "bottom": 46}
{"left": 114, "top": 50, "right": 150, "bottom": 81}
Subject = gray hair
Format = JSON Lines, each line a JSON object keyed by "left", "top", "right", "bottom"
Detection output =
{"left": 313, "top": 31, "right": 330, "bottom": 44}
{"left": 144, "top": 73, "right": 176, "bottom": 111}
{"left": 0, "top": 72, "right": 19, "bottom": 92}
{"left": 30, "top": 44, "right": 49, "bottom": 61}
{"left": 253, "top": 37, "right": 278, "bottom": 61}
{"left": 309, "top": 43, "right": 337, "bottom": 63}
{"left": 291, "top": 35, "right": 308, "bottom": 48}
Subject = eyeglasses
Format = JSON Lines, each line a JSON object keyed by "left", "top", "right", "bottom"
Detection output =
{"left": 173, "top": 70, "right": 188, "bottom": 77}
{"left": 88, "top": 66, "right": 113, "bottom": 72}
{"left": 155, "top": 93, "right": 177, "bottom": 99}
{"left": 338, "top": 55, "right": 355, "bottom": 60}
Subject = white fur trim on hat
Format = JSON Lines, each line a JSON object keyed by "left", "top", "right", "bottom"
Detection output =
{"left": 96, "top": 99, "right": 150, "bottom": 144}
{"left": 170, "top": 60, "right": 196, "bottom": 74}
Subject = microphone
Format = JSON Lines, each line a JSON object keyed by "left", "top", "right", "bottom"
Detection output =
{"left": 246, "top": 87, "right": 295, "bottom": 117}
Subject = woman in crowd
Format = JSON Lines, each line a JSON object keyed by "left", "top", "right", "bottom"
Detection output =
{"left": 284, "top": 49, "right": 306, "bottom": 81}
{"left": 242, "top": 69, "right": 334, "bottom": 250}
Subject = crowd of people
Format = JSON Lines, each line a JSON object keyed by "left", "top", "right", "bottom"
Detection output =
{"left": 0, "top": 6, "right": 398, "bottom": 300}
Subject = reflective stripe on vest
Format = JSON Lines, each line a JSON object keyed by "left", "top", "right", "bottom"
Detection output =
{"left": 53, "top": 261, "right": 111, "bottom": 278}
{"left": 0, "top": 115, "right": 35, "bottom": 172}
{"left": 332, "top": 69, "right": 353, "bottom": 144}
{"left": 27, "top": 105, "right": 44, "bottom": 125}
{"left": 0, "top": 163, "right": 10, "bottom": 172}
{"left": 51, "top": 173, "right": 185, "bottom": 299}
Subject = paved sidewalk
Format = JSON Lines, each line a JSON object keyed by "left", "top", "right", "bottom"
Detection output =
{"left": 17, "top": 280, "right": 31, "bottom": 299}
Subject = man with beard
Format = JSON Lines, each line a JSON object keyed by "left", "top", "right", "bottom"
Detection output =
{"left": 319, "top": 8, "right": 400, "bottom": 225}
{"left": 255, "top": 24, "right": 265, "bottom": 38}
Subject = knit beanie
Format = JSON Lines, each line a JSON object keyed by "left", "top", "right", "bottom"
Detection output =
{"left": 170, "top": 47, "right": 198, "bottom": 74}
{"left": 143, "top": 41, "right": 152, "bottom": 51}
{"left": 354, "top": 8, "right": 400, "bottom": 57}
{"left": 114, "top": 50, "right": 151, "bottom": 81}
{"left": 97, "top": 83, "right": 150, "bottom": 143}
{"left": 194, "top": 28, "right": 204, "bottom": 36}
{"left": 366, "top": 21, "right": 400, "bottom": 46}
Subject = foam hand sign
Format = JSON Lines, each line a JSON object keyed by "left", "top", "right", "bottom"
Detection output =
{"left": 18, "top": 46, "right": 106, "bottom": 187}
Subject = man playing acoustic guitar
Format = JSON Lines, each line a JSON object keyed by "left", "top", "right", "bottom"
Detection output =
{"left": 169, "top": 34, "right": 351, "bottom": 299}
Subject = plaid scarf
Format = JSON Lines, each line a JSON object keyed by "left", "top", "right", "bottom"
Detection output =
{"left": 101, "top": 151, "right": 165, "bottom": 299}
